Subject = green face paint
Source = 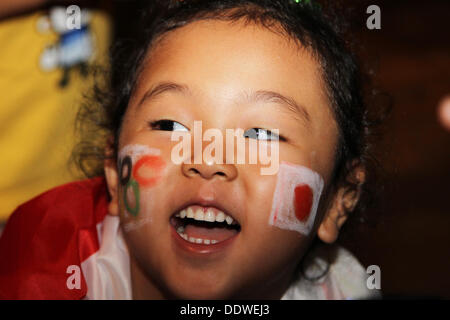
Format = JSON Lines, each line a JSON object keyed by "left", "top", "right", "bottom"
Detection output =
{"left": 123, "top": 179, "right": 140, "bottom": 217}
{"left": 119, "top": 144, "right": 164, "bottom": 219}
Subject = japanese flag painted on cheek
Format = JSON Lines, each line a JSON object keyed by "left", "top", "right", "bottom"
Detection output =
{"left": 269, "top": 161, "right": 324, "bottom": 236}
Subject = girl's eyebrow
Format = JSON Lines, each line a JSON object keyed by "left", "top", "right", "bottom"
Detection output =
{"left": 138, "top": 81, "right": 190, "bottom": 106}
{"left": 243, "top": 90, "right": 311, "bottom": 125}
{"left": 138, "top": 81, "right": 310, "bottom": 125}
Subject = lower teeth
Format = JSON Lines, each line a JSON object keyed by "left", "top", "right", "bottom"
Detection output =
{"left": 176, "top": 227, "right": 218, "bottom": 245}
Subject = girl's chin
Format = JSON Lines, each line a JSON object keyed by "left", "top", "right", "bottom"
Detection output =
{"left": 164, "top": 276, "right": 237, "bottom": 300}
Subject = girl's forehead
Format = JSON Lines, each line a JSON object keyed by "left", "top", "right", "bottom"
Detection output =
{"left": 138, "top": 19, "right": 328, "bottom": 107}
{"left": 149, "top": 19, "right": 306, "bottom": 67}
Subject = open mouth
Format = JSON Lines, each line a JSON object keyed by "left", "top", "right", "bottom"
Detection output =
{"left": 170, "top": 205, "right": 241, "bottom": 245}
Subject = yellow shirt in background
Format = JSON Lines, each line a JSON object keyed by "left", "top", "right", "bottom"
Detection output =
{"left": 0, "top": 9, "right": 111, "bottom": 220}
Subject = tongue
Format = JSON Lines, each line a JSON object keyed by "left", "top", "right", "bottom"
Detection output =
{"left": 184, "top": 224, "right": 238, "bottom": 242}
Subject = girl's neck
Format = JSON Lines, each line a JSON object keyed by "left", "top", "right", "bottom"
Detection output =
{"left": 129, "top": 254, "right": 166, "bottom": 300}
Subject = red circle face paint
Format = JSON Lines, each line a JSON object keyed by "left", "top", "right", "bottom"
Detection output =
{"left": 294, "top": 184, "right": 313, "bottom": 222}
{"left": 132, "top": 155, "right": 166, "bottom": 187}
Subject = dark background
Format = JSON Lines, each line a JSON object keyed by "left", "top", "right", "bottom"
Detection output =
{"left": 335, "top": 0, "right": 450, "bottom": 299}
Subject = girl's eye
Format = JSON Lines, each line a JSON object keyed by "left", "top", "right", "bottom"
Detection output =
{"left": 243, "top": 128, "right": 285, "bottom": 141}
{"left": 149, "top": 119, "right": 189, "bottom": 132}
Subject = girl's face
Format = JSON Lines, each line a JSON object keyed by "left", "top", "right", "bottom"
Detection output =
{"left": 105, "top": 20, "right": 340, "bottom": 299}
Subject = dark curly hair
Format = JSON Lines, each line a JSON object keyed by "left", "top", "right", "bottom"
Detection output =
{"left": 72, "top": 0, "right": 387, "bottom": 241}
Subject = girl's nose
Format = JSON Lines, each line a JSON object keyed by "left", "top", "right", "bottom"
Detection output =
{"left": 181, "top": 161, "right": 238, "bottom": 181}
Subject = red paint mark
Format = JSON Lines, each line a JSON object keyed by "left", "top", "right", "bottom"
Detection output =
{"left": 294, "top": 184, "right": 313, "bottom": 222}
{"left": 133, "top": 155, "right": 165, "bottom": 187}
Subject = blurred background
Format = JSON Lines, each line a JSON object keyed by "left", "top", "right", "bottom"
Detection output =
{"left": 0, "top": 0, "right": 449, "bottom": 299}
{"left": 338, "top": 0, "right": 450, "bottom": 299}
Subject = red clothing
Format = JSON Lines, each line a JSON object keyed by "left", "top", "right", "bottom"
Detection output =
{"left": 0, "top": 177, "right": 108, "bottom": 299}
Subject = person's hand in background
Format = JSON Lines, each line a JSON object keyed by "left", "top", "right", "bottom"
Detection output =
{"left": 0, "top": 0, "right": 50, "bottom": 19}
{"left": 0, "top": 0, "right": 87, "bottom": 20}
{"left": 438, "top": 95, "right": 450, "bottom": 131}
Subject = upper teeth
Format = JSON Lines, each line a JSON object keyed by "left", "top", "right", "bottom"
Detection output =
{"left": 176, "top": 206, "right": 236, "bottom": 225}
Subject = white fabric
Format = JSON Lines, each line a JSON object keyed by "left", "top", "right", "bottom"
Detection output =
{"left": 81, "top": 215, "right": 132, "bottom": 300}
{"left": 282, "top": 244, "right": 382, "bottom": 300}
{"left": 81, "top": 215, "right": 380, "bottom": 300}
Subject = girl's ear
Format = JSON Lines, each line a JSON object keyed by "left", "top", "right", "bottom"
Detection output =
{"left": 104, "top": 141, "right": 120, "bottom": 216}
{"left": 317, "top": 163, "right": 365, "bottom": 243}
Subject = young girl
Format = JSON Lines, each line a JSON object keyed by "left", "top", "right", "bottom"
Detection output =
{"left": 0, "top": 0, "right": 382, "bottom": 300}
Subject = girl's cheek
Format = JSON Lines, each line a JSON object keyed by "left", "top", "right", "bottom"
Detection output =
{"left": 268, "top": 161, "right": 324, "bottom": 236}
{"left": 117, "top": 144, "right": 166, "bottom": 232}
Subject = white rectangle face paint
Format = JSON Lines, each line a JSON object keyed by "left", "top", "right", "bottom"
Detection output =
{"left": 118, "top": 144, "right": 161, "bottom": 163}
{"left": 268, "top": 161, "right": 324, "bottom": 236}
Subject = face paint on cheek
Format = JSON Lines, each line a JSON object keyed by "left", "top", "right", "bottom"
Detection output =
{"left": 123, "top": 179, "right": 140, "bottom": 216}
{"left": 118, "top": 144, "right": 165, "bottom": 221}
{"left": 118, "top": 144, "right": 161, "bottom": 160}
{"left": 133, "top": 155, "right": 166, "bottom": 187}
{"left": 268, "top": 161, "right": 324, "bottom": 236}
{"left": 119, "top": 156, "right": 132, "bottom": 186}
{"left": 294, "top": 184, "right": 313, "bottom": 222}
